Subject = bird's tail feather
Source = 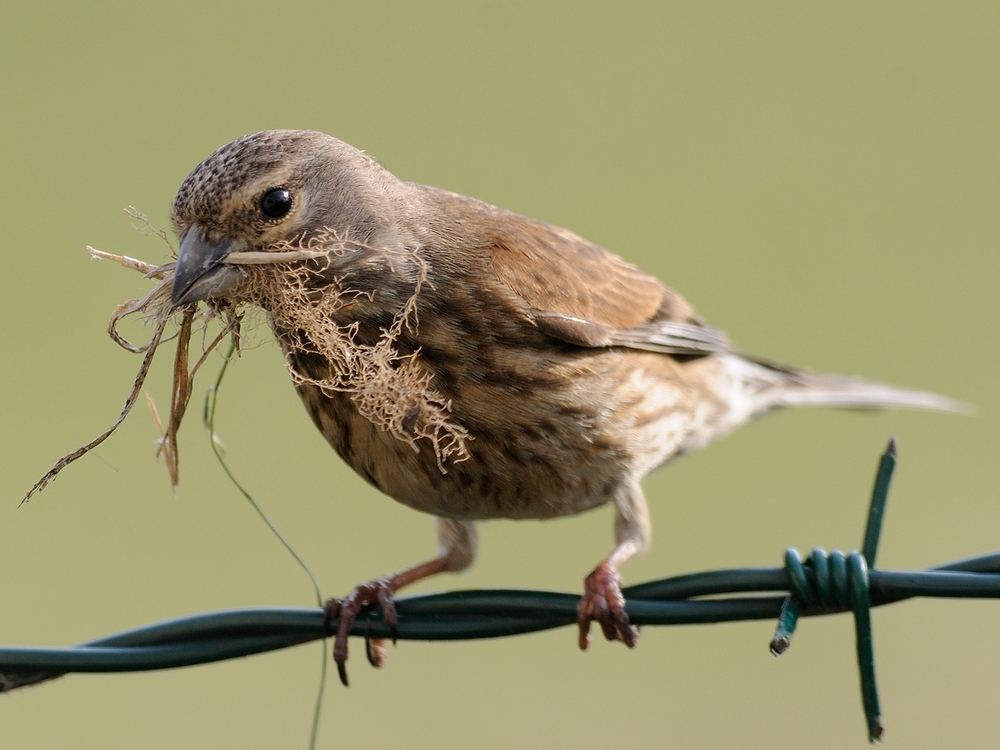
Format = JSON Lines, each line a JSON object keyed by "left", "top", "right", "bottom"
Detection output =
{"left": 739, "top": 355, "right": 971, "bottom": 416}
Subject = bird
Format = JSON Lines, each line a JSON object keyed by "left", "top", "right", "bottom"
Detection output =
{"left": 168, "top": 129, "right": 960, "bottom": 685}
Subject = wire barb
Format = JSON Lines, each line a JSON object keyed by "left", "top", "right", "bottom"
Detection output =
{"left": 862, "top": 437, "right": 897, "bottom": 566}
{"left": 770, "top": 440, "right": 896, "bottom": 742}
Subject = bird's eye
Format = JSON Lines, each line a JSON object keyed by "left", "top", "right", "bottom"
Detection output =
{"left": 260, "top": 187, "right": 293, "bottom": 219}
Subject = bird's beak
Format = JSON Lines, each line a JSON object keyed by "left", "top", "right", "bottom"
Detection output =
{"left": 170, "top": 228, "right": 242, "bottom": 308}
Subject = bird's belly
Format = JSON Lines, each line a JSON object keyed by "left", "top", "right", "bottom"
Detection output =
{"left": 294, "top": 349, "right": 726, "bottom": 521}
{"left": 298, "top": 386, "right": 622, "bottom": 519}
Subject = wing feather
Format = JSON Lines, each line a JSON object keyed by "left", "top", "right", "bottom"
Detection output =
{"left": 485, "top": 212, "right": 728, "bottom": 355}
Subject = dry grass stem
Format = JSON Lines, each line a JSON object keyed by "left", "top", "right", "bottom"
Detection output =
{"left": 222, "top": 249, "right": 330, "bottom": 265}
{"left": 88, "top": 247, "right": 170, "bottom": 278}
{"left": 21, "top": 317, "right": 168, "bottom": 505}
{"left": 158, "top": 314, "right": 240, "bottom": 485}
{"left": 124, "top": 206, "right": 173, "bottom": 251}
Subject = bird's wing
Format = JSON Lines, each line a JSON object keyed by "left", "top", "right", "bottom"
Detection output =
{"left": 486, "top": 213, "right": 729, "bottom": 355}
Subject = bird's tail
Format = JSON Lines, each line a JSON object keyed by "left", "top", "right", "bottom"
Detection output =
{"left": 734, "top": 354, "right": 970, "bottom": 416}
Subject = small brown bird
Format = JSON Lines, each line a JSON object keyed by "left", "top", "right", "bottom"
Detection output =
{"left": 169, "top": 130, "right": 959, "bottom": 684}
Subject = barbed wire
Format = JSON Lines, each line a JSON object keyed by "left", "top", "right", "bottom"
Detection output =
{"left": 2, "top": 439, "right": 997, "bottom": 742}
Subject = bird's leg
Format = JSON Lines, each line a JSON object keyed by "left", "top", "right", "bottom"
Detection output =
{"left": 577, "top": 540, "right": 643, "bottom": 649}
{"left": 577, "top": 482, "right": 650, "bottom": 650}
{"left": 324, "top": 518, "right": 477, "bottom": 686}
{"left": 324, "top": 557, "right": 445, "bottom": 684}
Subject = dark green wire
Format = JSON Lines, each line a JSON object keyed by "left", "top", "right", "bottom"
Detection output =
{"left": 3, "top": 440, "right": 997, "bottom": 744}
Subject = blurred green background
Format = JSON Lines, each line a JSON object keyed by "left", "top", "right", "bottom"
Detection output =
{"left": 1, "top": 2, "right": 997, "bottom": 748}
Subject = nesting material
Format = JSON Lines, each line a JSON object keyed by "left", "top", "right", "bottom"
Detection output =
{"left": 236, "top": 234, "right": 471, "bottom": 471}
{"left": 23, "top": 226, "right": 470, "bottom": 503}
{"left": 20, "top": 248, "right": 222, "bottom": 503}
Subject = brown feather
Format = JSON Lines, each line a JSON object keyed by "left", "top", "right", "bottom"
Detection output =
{"left": 487, "top": 214, "right": 729, "bottom": 354}
{"left": 486, "top": 213, "right": 665, "bottom": 329}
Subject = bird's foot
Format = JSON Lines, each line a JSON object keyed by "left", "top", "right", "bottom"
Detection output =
{"left": 576, "top": 562, "right": 639, "bottom": 650}
{"left": 323, "top": 578, "right": 399, "bottom": 687}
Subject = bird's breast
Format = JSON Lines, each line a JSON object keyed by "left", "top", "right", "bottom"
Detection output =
{"left": 282, "top": 323, "right": 729, "bottom": 520}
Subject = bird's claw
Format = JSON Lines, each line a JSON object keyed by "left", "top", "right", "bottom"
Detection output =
{"left": 323, "top": 578, "right": 399, "bottom": 686}
{"left": 365, "top": 626, "right": 388, "bottom": 668}
{"left": 576, "top": 563, "right": 639, "bottom": 650}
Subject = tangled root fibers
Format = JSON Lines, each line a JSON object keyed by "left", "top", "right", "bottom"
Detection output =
{"left": 237, "top": 235, "right": 471, "bottom": 471}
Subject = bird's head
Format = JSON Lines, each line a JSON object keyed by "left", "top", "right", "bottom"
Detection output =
{"left": 169, "top": 129, "right": 401, "bottom": 309}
